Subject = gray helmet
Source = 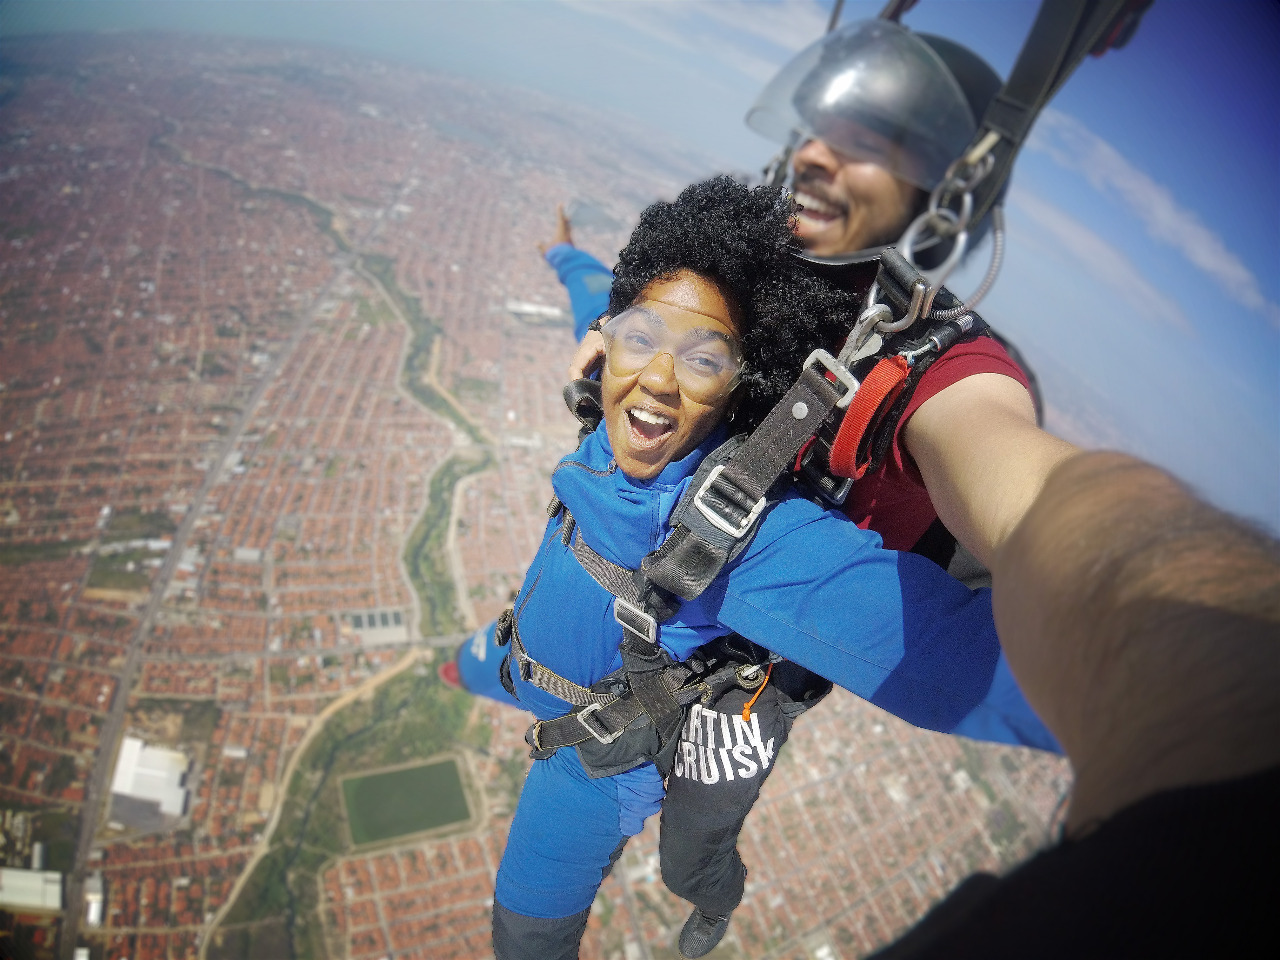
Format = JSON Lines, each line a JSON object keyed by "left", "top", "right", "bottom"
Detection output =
{"left": 747, "top": 20, "right": 1000, "bottom": 192}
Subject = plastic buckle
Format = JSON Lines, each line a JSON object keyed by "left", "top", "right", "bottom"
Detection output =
{"left": 694, "top": 465, "right": 767, "bottom": 540}
{"left": 576, "top": 702, "right": 625, "bottom": 745}
{"left": 803, "top": 349, "right": 859, "bottom": 410}
{"left": 614, "top": 597, "right": 658, "bottom": 645}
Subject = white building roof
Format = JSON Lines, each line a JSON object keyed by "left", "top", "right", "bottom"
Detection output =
{"left": 0, "top": 868, "right": 62, "bottom": 912}
{"left": 110, "top": 736, "right": 189, "bottom": 817}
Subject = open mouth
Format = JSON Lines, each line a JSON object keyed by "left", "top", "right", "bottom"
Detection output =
{"left": 626, "top": 406, "right": 675, "bottom": 448}
{"left": 794, "top": 190, "right": 844, "bottom": 227}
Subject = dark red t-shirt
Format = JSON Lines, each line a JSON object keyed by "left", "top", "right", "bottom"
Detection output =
{"left": 841, "top": 336, "right": 1031, "bottom": 551}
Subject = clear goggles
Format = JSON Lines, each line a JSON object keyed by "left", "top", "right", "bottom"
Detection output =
{"left": 601, "top": 307, "right": 744, "bottom": 403}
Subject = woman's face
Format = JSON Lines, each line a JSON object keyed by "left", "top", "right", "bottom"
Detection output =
{"left": 601, "top": 270, "right": 742, "bottom": 480}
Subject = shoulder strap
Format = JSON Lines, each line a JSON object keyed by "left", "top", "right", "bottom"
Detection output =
{"left": 642, "top": 351, "right": 858, "bottom": 603}
{"left": 816, "top": 251, "right": 989, "bottom": 482}
{"left": 965, "top": 0, "right": 1153, "bottom": 224}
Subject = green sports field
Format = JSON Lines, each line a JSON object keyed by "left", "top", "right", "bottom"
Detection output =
{"left": 341, "top": 758, "right": 470, "bottom": 846}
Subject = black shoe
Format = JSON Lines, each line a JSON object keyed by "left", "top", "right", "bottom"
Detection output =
{"left": 678, "top": 909, "right": 731, "bottom": 958}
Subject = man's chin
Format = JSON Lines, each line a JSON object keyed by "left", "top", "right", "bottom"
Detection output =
{"left": 794, "top": 218, "right": 848, "bottom": 258}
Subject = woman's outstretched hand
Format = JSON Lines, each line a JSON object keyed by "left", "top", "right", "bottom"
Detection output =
{"left": 536, "top": 204, "right": 574, "bottom": 256}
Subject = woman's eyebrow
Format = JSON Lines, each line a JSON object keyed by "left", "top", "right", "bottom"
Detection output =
{"left": 623, "top": 305, "right": 667, "bottom": 329}
{"left": 681, "top": 327, "right": 735, "bottom": 347}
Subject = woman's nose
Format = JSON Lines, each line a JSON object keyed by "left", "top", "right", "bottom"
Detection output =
{"left": 638, "top": 351, "right": 679, "bottom": 394}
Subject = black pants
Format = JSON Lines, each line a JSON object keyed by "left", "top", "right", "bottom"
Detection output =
{"left": 492, "top": 901, "right": 590, "bottom": 960}
{"left": 659, "top": 680, "right": 798, "bottom": 917}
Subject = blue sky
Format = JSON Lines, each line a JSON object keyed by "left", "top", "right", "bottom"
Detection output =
{"left": 3, "top": 0, "right": 1278, "bottom": 529}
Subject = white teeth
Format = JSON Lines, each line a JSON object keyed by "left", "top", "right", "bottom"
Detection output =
{"left": 794, "top": 191, "right": 836, "bottom": 215}
{"left": 630, "top": 408, "right": 672, "bottom": 426}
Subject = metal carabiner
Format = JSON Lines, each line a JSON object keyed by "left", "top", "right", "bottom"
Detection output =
{"left": 899, "top": 209, "right": 969, "bottom": 321}
{"left": 845, "top": 301, "right": 893, "bottom": 356}
{"left": 862, "top": 279, "right": 924, "bottom": 338}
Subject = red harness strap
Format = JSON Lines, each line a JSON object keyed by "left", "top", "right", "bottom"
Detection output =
{"left": 829, "top": 354, "right": 912, "bottom": 479}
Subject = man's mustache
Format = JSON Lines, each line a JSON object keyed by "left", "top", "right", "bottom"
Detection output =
{"left": 791, "top": 174, "right": 846, "bottom": 213}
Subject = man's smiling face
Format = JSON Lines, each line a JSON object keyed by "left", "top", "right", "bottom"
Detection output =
{"left": 601, "top": 270, "right": 742, "bottom": 481}
{"left": 790, "top": 136, "right": 921, "bottom": 257}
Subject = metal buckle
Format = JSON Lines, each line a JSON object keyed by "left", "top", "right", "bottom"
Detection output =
{"left": 823, "top": 475, "right": 854, "bottom": 507}
{"left": 803, "top": 349, "right": 859, "bottom": 410}
{"left": 693, "top": 465, "right": 767, "bottom": 539}
{"left": 576, "top": 702, "right": 625, "bottom": 745}
{"left": 845, "top": 302, "right": 893, "bottom": 356}
{"left": 613, "top": 597, "right": 658, "bottom": 645}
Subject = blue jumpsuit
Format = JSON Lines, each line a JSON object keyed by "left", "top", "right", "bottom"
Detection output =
{"left": 462, "top": 422, "right": 1058, "bottom": 926}
{"left": 542, "top": 242, "right": 614, "bottom": 342}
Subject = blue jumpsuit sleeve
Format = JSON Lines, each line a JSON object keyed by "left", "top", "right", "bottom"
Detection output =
{"left": 544, "top": 243, "right": 614, "bottom": 342}
{"left": 713, "top": 501, "right": 1060, "bottom": 753}
{"left": 455, "top": 620, "right": 523, "bottom": 709}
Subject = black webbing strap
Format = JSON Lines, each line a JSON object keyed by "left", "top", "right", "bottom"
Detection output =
{"left": 527, "top": 695, "right": 646, "bottom": 757}
{"left": 618, "top": 628, "right": 684, "bottom": 749}
{"left": 643, "top": 355, "right": 856, "bottom": 602}
{"left": 967, "top": 0, "right": 1145, "bottom": 224}
{"left": 507, "top": 625, "right": 616, "bottom": 708}
{"left": 528, "top": 658, "right": 745, "bottom": 756}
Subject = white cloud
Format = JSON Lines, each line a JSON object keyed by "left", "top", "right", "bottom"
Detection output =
{"left": 1008, "top": 184, "right": 1193, "bottom": 334}
{"left": 558, "top": 0, "right": 828, "bottom": 82}
{"left": 1028, "top": 108, "right": 1280, "bottom": 330}
{"left": 691, "top": 0, "right": 831, "bottom": 58}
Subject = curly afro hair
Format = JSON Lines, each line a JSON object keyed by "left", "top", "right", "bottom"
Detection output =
{"left": 609, "top": 176, "right": 859, "bottom": 430}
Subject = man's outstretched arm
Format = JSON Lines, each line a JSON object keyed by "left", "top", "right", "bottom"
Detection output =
{"left": 990, "top": 451, "right": 1280, "bottom": 832}
{"left": 904, "top": 372, "right": 1077, "bottom": 568}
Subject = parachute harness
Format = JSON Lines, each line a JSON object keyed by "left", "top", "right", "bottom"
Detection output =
{"left": 510, "top": 246, "right": 994, "bottom": 775}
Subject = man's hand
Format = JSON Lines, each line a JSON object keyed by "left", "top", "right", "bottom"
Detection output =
{"left": 536, "top": 204, "right": 574, "bottom": 256}
{"left": 568, "top": 329, "right": 605, "bottom": 381}
{"left": 903, "top": 372, "right": 1077, "bottom": 567}
{"left": 991, "top": 452, "right": 1280, "bottom": 831}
